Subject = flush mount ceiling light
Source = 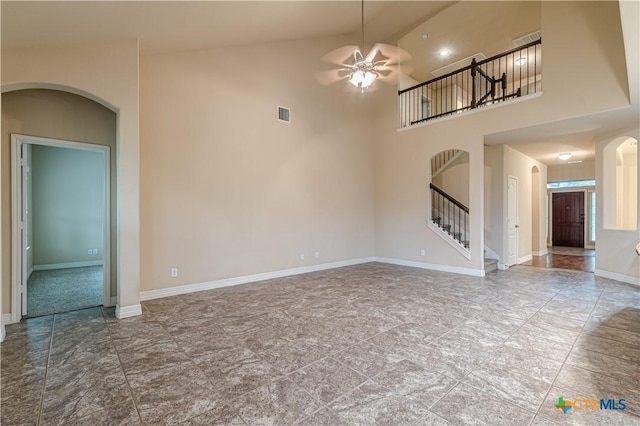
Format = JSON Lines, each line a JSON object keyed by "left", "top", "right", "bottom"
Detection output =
{"left": 439, "top": 49, "right": 450, "bottom": 57}
{"left": 514, "top": 57, "right": 527, "bottom": 66}
{"left": 558, "top": 153, "right": 573, "bottom": 161}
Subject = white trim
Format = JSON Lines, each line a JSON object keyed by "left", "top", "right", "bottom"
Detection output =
{"left": 518, "top": 254, "right": 533, "bottom": 263}
{"left": 375, "top": 257, "right": 485, "bottom": 277}
{"left": 33, "top": 260, "right": 104, "bottom": 271}
{"left": 594, "top": 269, "right": 640, "bottom": 286}
{"left": 427, "top": 222, "right": 471, "bottom": 260}
{"left": 0, "top": 325, "right": 5, "bottom": 343}
{"left": 532, "top": 249, "right": 548, "bottom": 256}
{"left": 398, "top": 92, "right": 543, "bottom": 132}
{"left": 497, "top": 262, "right": 508, "bottom": 270}
{"left": 2, "top": 314, "right": 14, "bottom": 325}
{"left": 116, "top": 304, "right": 142, "bottom": 319}
{"left": 11, "top": 134, "right": 111, "bottom": 322}
{"left": 484, "top": 246, "right": 500, "bottom": 261}
{"left": 140, "top": 257, "right": 376, "bottom": 301}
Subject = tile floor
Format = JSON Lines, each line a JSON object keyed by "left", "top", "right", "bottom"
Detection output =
{"left": 2, "top": 263, "right": 639, "bottom": 425}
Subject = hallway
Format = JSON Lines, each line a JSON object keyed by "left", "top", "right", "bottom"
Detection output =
{"left": 521, "top": 247, "right": 596, "bottom": 272}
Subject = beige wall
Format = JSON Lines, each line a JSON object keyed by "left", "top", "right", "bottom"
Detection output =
{"left": 505, "top": 145, "right": 547, "bottom": 261}
{"left": 547, "top": 160, "right": 595, "bottom": 182}
{"left": 484, "top": 145, "right": 505, "bottom": 259}
{"left": 2, "top": 90, "right": 116, "bottom": 312}
{"left": 31, "top": 145, "right": 105, "bottom": 266}
{"left": 140, "top": 36, "right": 375, "bottom": 292}
{"left": 2, "top": 41, "right": 140, "bottom": 312}
{"left": 432, "top": 151, "right": 470, "bottom": 207}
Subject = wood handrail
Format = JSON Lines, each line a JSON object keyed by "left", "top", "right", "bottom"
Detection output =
{"left": 429, "top": 183, "right": 469, "bottom": 213}
{"left": 399, "top": 38, "right": 541, "bottom": 95}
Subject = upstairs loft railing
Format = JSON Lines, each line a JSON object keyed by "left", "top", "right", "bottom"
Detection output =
{"left": 430, "top": 183, "right": 469, "bottom": 249}
{"left": 399, "top": 39, "right": 542, "bottom": 128}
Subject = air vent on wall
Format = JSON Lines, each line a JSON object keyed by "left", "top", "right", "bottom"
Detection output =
{"left": 277, "top": 106, "right": 290, "bottom": 123}
{"left": 513, "top": 30, "right": 541, "bottom": 47}
{"left": 431, "top": 53, "right": 486, "bottom": 78}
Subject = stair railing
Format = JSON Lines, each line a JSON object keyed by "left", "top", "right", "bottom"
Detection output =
{"left": 431, "top": 149, "right": 461, "bottom": 176}
{"left": 430, "top": 183, "right": 469, "bottom": 249}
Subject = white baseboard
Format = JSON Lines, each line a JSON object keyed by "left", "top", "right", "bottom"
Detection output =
{"left": 375, "top": 257, "right": 485, "bottom": 277}
{"left": 0, "top": 324, "right": 5, "bottom": 342}
{"left": 518, "top": 254, "right": 533, "bottom": 263}
{"left": 532, "top": 249, "right": 548, "bottom": 256}
{"left": 594, "top": 269, "right": 640, "bottom": 286}
{"left": 140, "top": 257, "right": 376, "bottom": 301}
{"left": 116, "top": 304, "right": 142, "bottom": 319}
{"left": 497, "top": 262, "right": 508, "bottom": 270}
{"left": 2, "top": 313, "right": 14, "bottom": 324}
{"left": 34, "top": 260, "right": 103, "bottom": 271}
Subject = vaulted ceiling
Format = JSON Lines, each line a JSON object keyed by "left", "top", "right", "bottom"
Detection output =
{"left": 1, "top": 1, "right": 454, "bottom": 55}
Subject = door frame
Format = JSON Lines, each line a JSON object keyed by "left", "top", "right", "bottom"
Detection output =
{"left": 11, "top": 134, "right": 111, "bottom": 322}
{"left": 547, "top": 186, "right": 595, "bottom": 250}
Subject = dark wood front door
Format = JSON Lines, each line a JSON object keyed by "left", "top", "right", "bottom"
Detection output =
{"left": 552, "top": 192, "right": 584, "bottom": 247}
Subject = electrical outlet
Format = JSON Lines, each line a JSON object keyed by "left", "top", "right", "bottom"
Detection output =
{"left": 300, "top": 253, "right": 305, "bottom": 261}
{"left": 88, "top": 249, "right": 92, "bottom": 255}
{"left": 315, "top": 252, "right": 319, "bottom": 259}
{"left": 92, "top": 248, "right": 98, "bottom": 255}
{"left": 420, "top": 249, "right": 426, "bottom": 256}
{"left": 171, "top": 268, "right": 178, "bottom": 278}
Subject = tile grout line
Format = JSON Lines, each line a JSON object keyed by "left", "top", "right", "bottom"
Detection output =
{"left": 529, "top": 289, "right": 606, "bottom": 425}
{"left": 101, "top": 307, "right": 145, "bottom": 425}
{"left": 36, "top": 314, "right": 56, "bottom": 426}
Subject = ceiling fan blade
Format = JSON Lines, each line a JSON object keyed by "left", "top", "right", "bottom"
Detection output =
{"left": 368, "top": 43, "right": 412, "bottom": 66}
{"left": 315, "top": 68, "right": 350, "bottom": 86}
{"left": 322, "top": 45, "right": 360, "bottom": 66}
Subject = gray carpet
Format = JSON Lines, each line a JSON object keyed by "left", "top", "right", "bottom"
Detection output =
{"left": 26, "top": 266, "right": 103, "bottom": 318}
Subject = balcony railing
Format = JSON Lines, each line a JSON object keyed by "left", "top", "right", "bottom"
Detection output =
{"left": 399, "top": 39, "right": 541, "bottom": 128}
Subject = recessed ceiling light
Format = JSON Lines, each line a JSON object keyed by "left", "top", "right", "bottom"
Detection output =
{"left": 514, "top": 57, "right": 527, "bottom": 66}
{"left": 558, "top": 153, "right": 572, "bottom": 161}
{"left": 439, "top": 49, "right": 450, "bottom": 57}
{"left": 421, "top": 34, "right": 429, "bottom": 40}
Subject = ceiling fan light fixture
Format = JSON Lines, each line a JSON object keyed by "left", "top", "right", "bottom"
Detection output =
{"left": 361, "top": 70, "right": 377, "bottom": 88}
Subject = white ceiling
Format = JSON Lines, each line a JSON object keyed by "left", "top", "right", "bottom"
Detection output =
{"left": 0, "top": 1, "right": 454, "bottom": 55}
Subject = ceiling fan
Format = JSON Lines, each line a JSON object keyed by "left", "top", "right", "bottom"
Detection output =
{"left": 317, "top": 0, "right": 412, "bottom": 91}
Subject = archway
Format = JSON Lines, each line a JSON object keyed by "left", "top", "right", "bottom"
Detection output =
{"left": 531, "top": 165, "right": 542, "bottom": 254}
{"left": 2, "top": 87, "right": 118, "bottom": 322}
{"left": 603, "top": 136, "right": 638, "bottom": 230}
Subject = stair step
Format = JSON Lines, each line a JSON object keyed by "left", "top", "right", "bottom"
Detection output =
{"left": 484, "top": 258, "right": 498, "bottom": 273}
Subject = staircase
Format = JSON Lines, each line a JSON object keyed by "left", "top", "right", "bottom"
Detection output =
{"left": 484, "top": 258, "right": 498, "bottom": 273}
{"left": 430, "top": 183, "right": 469, "bottom": 250}
{"left": 431, "top": 149, "right": 463, "bottom": 177}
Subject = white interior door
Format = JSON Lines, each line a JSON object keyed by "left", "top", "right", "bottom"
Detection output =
{"left": 507, "top": 176, "right": 519, "bottom": 266}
